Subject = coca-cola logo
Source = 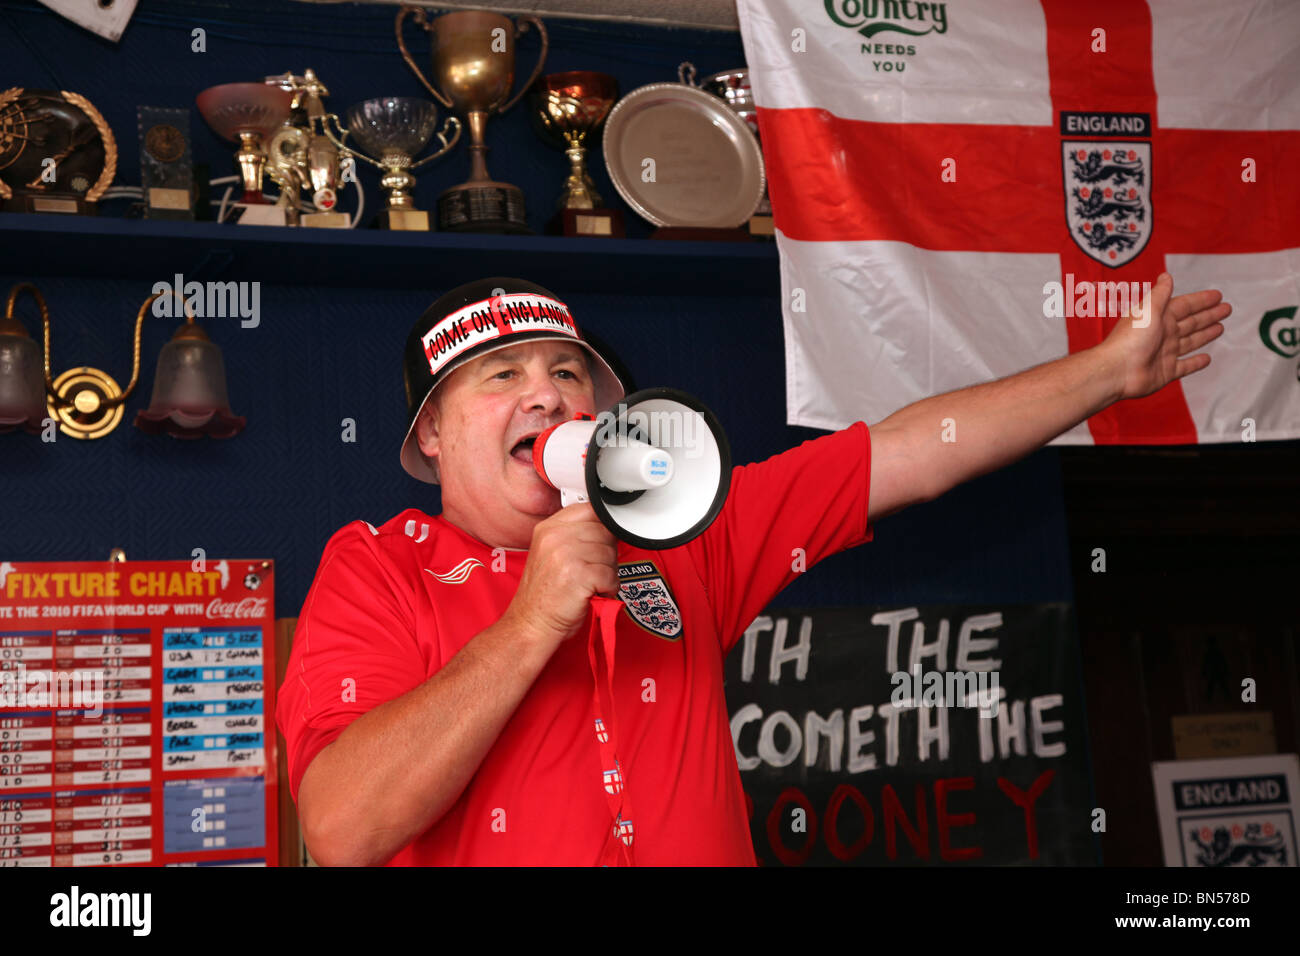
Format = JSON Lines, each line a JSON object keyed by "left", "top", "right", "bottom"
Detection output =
{"left": 206, "top": 597, "right": 269, "bottom": 619}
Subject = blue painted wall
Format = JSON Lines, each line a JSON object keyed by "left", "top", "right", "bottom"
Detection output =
{"left": 0, "top": 0, "right": 1075, "bottom": 617}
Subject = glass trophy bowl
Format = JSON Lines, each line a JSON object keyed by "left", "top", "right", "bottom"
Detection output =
{"left": 345, "top": 96, "right": 440, "bottom": 162}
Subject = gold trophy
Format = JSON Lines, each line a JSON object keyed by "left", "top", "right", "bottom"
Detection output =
{"left": 530, "top": 71, "right": 623, "bottom": 237}
{"left": 264, "top": 69, "right": 351, "bottom": 228}
{"left": 396, "top": 6, "right": 548, "bottom": 233}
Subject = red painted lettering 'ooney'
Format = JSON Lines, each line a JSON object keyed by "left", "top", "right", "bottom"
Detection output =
{"left": 753, "top": 772, "right": 1054, "bottom": 864}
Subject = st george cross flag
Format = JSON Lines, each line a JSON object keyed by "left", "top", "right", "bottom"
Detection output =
{"left": 735, "top": 0, "right": 1300, "bottom": 444}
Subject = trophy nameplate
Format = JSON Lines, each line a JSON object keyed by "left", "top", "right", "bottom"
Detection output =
{"left": 23, "top": 195, "right": 87, "bottom": 214}
{"left": 548, "top": 208, "right": 624, "bottom": 238}
{"left": 377, "top": 208, "right": 430, "bottom": 231}
{"left": 300, "top": 212, "right": 350, "bottom": 228}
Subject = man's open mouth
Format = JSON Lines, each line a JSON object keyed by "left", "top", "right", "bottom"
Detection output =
{"left": 510, "top": 435, "right": 538, "bottom": 463}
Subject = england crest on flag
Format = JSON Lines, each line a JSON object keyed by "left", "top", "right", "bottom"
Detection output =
{"left": 616, "top": 562, "right": 683, "bottom": 640}
{"left": 594, "top": 717, "right": 608, "bottom": 743}
{"left": 1060, "top": 112, "right": 1153, "bottom": 268}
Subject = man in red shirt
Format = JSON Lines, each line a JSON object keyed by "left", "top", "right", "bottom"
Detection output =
{"left": 276, "top": 273, "right": 1228, "bottom": 865}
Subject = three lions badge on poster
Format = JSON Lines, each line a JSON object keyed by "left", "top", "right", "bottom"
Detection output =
{"left": 1152, "top": 754, "right": 1299, "bottom": 866}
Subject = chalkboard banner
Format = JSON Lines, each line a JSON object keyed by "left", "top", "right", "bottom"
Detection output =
{"left": 724, "top": 603, "right": 1096, "bottom": 866}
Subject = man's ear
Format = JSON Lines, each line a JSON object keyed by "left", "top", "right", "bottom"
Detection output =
{"left": 415, "top": 399, "right": 440, "bottom": 458}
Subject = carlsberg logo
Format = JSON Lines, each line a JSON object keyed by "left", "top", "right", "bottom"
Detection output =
{"left": 826, "top": 0, "right": 949, "bottom": 37}
{"left": 1259, "top": 306, "right": 1300, "bottom": 358}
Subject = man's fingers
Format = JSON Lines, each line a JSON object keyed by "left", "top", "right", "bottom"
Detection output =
{"left": 556, "top": 502, "right": 595, "bottom": 518}
{"left": 584, "top": 562, "right": 619, "bottom": 595}
{"left": 1175, "top": 352, "right": 1212, "bottom": 379}
{"left": 1179, "top": 322, "right": 1225, "bottom": 356}
{"left": 1143, "top": 271, "right": 1173, "bottom": 320}
{"left": 554, "top": 502, "right": 604, "bottom": 524}
{"left": 1178, "top": 301, "right": 1232, "bottom": 334}
{"left": 1169, "top": 288, "right": 1224, "bottom": 321}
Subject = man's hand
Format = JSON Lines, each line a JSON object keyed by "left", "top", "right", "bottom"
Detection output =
{"left": 1099, "top": 272, "right": 1231, "bottom": 401}
{"left": 868, "top": 271, "right": 1233, "bottom": 522}
{"left": 503, "top": 502, "right": 618, "bottom": 650}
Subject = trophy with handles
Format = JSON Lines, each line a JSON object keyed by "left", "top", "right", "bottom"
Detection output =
{"left": 343, "top": 96, "right": 460, "bottom": 231}
{"left": 395, "top": 6, "right": 548, "bottom": 233}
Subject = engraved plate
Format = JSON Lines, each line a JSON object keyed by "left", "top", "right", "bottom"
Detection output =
{"left": 148, "top": 187, "right": 191, "bottom": 210}
{"left": 387, "top": 209, "right": 430, "bottom": 231}
{"left": 575, "top": 214, "right": 612, "bottom": 236}
{"left": 31, "top": 197, "right": 80, "bottom": 214}
{"left": 300, "top": 211, "right": 351, "bottom": 229}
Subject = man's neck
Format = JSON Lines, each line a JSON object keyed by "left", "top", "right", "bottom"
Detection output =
{"left": 439, "top": 504, "right": 540, "bottom": 552}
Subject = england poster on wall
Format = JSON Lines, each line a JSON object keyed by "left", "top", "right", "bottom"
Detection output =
{"left": 1152, "top": 754, "right": 1299, "bottom": 867}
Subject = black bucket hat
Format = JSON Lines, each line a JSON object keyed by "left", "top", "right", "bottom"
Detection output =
{"left": 400, "top": 277, "right": 627, "bottom": 483}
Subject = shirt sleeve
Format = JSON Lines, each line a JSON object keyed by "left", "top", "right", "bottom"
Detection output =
{"left": 683, "top": 422, "right": 873, "bottom": 656}
{"left": 275, "top": 522, "right": 432, "bottom": 802}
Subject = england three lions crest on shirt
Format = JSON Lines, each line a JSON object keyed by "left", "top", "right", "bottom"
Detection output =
{"left": 1061, "top": 112, "right": 1153, "bottom": 268}
{"left": 615, "top": 562, "right": 682, "bottom": 640}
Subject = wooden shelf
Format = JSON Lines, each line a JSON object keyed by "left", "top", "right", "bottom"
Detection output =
{"left": 0, "top": 213, "right": 780, "bottom": 296}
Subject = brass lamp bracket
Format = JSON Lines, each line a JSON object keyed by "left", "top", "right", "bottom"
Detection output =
{"left": 48, "top": 366, "right": 125, "bottom": 440}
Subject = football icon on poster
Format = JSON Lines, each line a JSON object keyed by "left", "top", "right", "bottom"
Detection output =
{"left": 244, "top": 572, "right": 262, "bottom": 591}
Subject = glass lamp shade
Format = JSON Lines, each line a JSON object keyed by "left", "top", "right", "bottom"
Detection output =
{"left": 133, "top": 327, "right": 246, "bottom": 439}
{"left": 0, "top": 326, "right": 48, "bottom": 434}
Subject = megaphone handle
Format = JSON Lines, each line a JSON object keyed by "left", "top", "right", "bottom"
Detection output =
{"left": 560, "top": 487, "right": 588, "bottom": 507}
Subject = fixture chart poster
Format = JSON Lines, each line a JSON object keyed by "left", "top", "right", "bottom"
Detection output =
{"left": 0, "top": 559, "right": 277, "bottom": 867}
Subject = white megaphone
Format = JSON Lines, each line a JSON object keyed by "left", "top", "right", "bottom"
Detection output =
{"left": 532, "top": 387, "right": 732, "bottom": 550}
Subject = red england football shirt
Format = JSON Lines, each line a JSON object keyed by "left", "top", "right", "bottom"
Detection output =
{"left": 275, "top": 422, "right": 873, "bottom": 865}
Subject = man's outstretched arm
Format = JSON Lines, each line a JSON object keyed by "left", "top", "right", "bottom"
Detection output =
{"left": 867, "top": 273, "right": 1231, "bottom": 522}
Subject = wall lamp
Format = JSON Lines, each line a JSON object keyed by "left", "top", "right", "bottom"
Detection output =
{"left": 0, "top": 283, "right": 245, "bottom": 440}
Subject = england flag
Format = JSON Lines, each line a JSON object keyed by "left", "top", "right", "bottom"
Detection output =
{"left": 736, "top": 0, "right": 1300, "bottom": 444}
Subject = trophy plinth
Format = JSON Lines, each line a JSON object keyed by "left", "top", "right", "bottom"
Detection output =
{"left": 531, "top": 71, "right": 624, "bottom": 238}
{"left": 345, "top": 96, "right": 459, "bottom": 232}
{"left": 438, "top": 180, "right": 530, "bottom": 234}
{"left": 397, "top": 6, "right": 548, "bottom": 234}
{"left": 229, "top": 203, "right": 290, "bottom": 226}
